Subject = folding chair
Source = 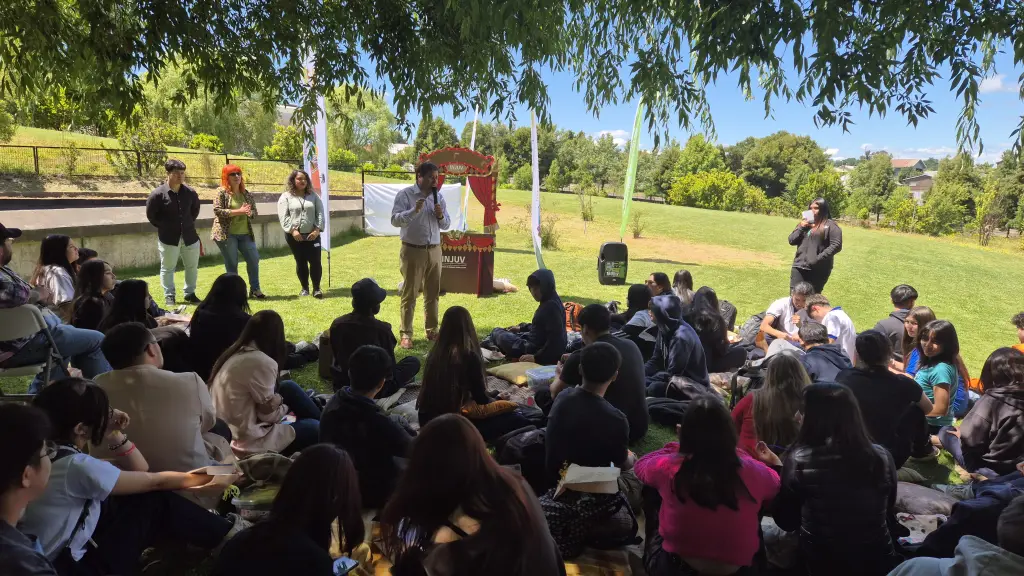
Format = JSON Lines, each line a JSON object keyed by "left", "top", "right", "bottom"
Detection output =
{"left": 0, "top": 304, "right": 63, "bottom": 401}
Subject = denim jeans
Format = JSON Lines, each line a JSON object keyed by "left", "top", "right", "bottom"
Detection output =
{"left": 2, "top": 310, "right": 112, "bottom": 393}
{"left": 938, "top": 426, "right": 1002, "bottom": 478}
{"left": 276, "top": 379, "right": 321, "bottom": 456}
{"left": 157, "top": 239, "right": 200, "bottom": 300}
{"left": 215, "top": 234, "right": 261, "bottom": 292}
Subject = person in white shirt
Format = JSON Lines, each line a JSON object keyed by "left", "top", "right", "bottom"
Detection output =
{"left": 805, "top": 294, "right": 857, "bottom": 363}
{"left": 758, "top": 282, "right": 815, "bottom": 351}
{"left": 31, "top": 234, "right": 79, "bottom": 307}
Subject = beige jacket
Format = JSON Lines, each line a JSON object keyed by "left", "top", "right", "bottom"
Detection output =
{"left": 209, "top": 346, "right": 295, "bottom": 456}
{"left": 95, "top": 365, "right": 229, "bottom": 472}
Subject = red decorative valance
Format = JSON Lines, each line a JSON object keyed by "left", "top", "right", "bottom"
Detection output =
{"left": 442, "top": 233, "right": 495, "bottom": 252}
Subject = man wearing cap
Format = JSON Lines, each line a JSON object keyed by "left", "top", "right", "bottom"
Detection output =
{"left": 0, "top": 222, "right": 111, "bottom": 392}
{"left": 147, "top": 158, "right": 202, "bottom": 306}
{"left": 390, "top": 162, "right": 450, "bottom": 349}
{"left": 328, "top": 277, "right": 422, "bottom": 396}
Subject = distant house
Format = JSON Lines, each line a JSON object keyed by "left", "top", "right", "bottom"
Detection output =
{"left": 389, "top": 143, "right": 412, "bottom": 155}
{"left": 891, "top": 158, "right": 925, "bottom": 177}
{"left": 903, "top": 171, "right": 936, "bottom": 204}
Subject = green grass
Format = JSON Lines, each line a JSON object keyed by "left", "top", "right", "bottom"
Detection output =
{"left": 4, "top": 188, "right": 1016, "bottom": 473}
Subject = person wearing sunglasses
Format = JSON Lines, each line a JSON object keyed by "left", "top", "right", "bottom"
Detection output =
{"left": 0, "top": 404, "right": 58, "bottom": 576}
{"left": 211, "top": 164, "right": 265, "bottom": 300}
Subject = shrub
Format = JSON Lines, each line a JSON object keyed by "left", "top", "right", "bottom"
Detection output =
{"left": 189, "top": 133, "right": 223, "bottom": 152}
{"left": 882, "top": 188, "right": 918, "bottom": 232}
{"left": 263, "top": 125, "right": 303, "bottom": 160}
{"left": 576, "top": 190, "right": 594, "bottom": 222}
{"left": 386, "top": 164, "right": 413, "bottom": 180}
{"left": 328, "top": 148, "right": 359, "bottom": 168}
{"left": 361, "top": 161, "right": 377, "bottom": 173}
{"left": 0, "top": 109, "right": 14, "bottom": 143}
{"left": 795, "top": 170, "right": 847, "bottom": 217}
{"left": 765, "top": 197, "right": 799, "bottom": 217}
{"left": 540, "top": 215, "right": 560, "bottom": 249}
{"left": 512, "top": 164, "right": 533, "bottom": 191}
{"left": 669, "top": 169, "right": 763, "bottom": 213}
{"left": 630, "top": 209, "right": 646, "bottom": 239}
{"left": 105, "top": 116, "right": 186, "bottom": 177}
{"left": 58, "top": 142, "right": 81, "bottom": 177}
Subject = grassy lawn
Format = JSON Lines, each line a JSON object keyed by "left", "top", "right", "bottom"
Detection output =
{"left": 5, "top": 188, "right": 1014, "bottom": 478}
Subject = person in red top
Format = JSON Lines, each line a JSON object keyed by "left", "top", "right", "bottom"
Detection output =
{"left": 636, "top": 396, "right": 781, "bottom": 575}
{"left": 731, "top": 354, "right": 810, "bottom": 456}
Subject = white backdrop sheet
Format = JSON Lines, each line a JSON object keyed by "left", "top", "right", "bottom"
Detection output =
{"left": 362, "top": 183, "right": 464, "bottom": 237}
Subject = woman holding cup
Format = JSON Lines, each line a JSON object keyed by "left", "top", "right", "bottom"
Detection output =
{"left": 788, "top": 197, "right": 843, "bottom": 293}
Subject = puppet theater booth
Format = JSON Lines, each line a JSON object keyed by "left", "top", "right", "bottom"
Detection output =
{"left": 361, "top": 147, "right": 500, "bottom": 296}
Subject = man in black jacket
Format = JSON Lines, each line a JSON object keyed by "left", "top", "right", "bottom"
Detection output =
{"left": 871, "top": 284, "right": 917, "bottom": 363}
{"left": 319, "top": 345, "right": 415, "bottom": 509}
{"left": 488, "top": 269, "right": 567, "bottom": 365}
{"left": 146, "top": 159, "right": 202, "bottom": 306}
{"left": 798, "top": 322, "right": 851, "bottom": 382}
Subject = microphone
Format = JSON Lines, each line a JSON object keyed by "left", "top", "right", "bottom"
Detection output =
{"left": 432, "top": 186, "right": 438, "bottom": 206}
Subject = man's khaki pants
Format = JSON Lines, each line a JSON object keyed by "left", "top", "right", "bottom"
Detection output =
{"left": 399, "top": 243, "right": 442, "bottom": 339}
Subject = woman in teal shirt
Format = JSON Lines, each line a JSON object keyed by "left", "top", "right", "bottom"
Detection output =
{"left": 915, "top": 320, "right": 962, "bottom": 432}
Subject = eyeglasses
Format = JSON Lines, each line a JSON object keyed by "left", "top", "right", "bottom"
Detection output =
{"left": 43, "top": 441, "right": 58, "bottom": 461}
{"left": 228, "top": 172, "right": 242, "bottom": 177}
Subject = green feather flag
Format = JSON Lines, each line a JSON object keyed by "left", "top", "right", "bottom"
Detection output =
{"left": 620, "top": 98, "right": 645, "bottom": 241}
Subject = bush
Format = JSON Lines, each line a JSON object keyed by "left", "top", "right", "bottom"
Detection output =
{"left": 512, "top": 164, "right": 533, "bottom": 191}
{"left": 576, "top": 190, "right": 594, "bottom": 222}
{"left": 328, "top": 148, "right": 359, "bottom": 168}
{"left": 630, "top": 209, "right": 646, "bottom": 239}
{"left": 386, "top": 164, "right": 413, "bottom": 180}
{"left": 189, "top": 133, "right": 223, "bottom": 152}
{"left": 361, "top": 161, "right": 377, "bottom": 173}
{"left": 882, "top": 188, "right": 918, "bottom": 232}
{"left": 0, "top": 109, "right": 14, "bottom": 143}
{"left": 795, "top": 170, "right": 847, "bottom": 217}
{"left": 916, "top": 193, "right": 966, "bottom": 236}
{"left": 669, "top": 169, "right": 765, "bottom": 213}
{"left": 58, "top": 142, "right": 81, "bottom": 177}
{"left": 263, "top": 125, "right": 303, "bottom": 160}
{"left": 540, "top": 215, "right": 560, "bottom": 249}
{"left": 765, "top": 197, "right": 799, "bottom": 217}
{"left": 105, "top": 116, "right": 186, "bottom": 177}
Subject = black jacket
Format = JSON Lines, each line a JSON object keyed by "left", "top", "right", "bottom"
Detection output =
{"left": 523, "top": 269, "right": 567, "bottom": 365}
{"left": 872, "top": 309, "right": 910, "bottom": 363}
{"left": 188, "top": 306, "right": 252, "bottom": 381}
{"left": 329, "top": 312, "right": 398, "bottom": 390}
{"left": 773, "top": 444, "right": 901, "bottom": 576}
{"left": 801, "top": 344, "right": 852, "bottom": 383}
{"left": 147, "top": 183, "right": 201, "bottom": 246}
{"left": 320, "top": 387, "right": 415, "bottom": 509}
{"left": 644, "top": 294, "right": 710, "bottom": 389}
{"left": 960, "top": 386, "right": 1024, "bottom": 476}
{"left": 789, "top": 220, "right": 842, "bottom": 272}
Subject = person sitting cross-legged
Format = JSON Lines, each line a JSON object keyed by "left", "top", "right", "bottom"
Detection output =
{"left": 0, "top": 222, "right": 112, "bottom": 394}
{"left": 796, "top": 322, "right": 852, "bottom": 383}
{"left": 544, "top": 304, "right": 648, "bottom": 443}
{"left": 732, "top": 353, "right": 810, "bottom": 457}
{"left": 19, "top": 378, "right": 243, "bottom": 576}
{"left": 329, "top": 278, "right": 420, "bottom": 396}
{"left": 645, "top": 294, "right": 710, "bottom": 398}
{"left": 0, "top": 404, "right": 58, "bottom": 576}
{"left": 94, "top": 322, "right": 231, "bottom": 475}
{"left": 320, "top": 345, "right": 416, "bottom": 510}
{"left": 545, "top": 342, "right": 640, "bottom": 506}
{"left": 757, "top": 282, "right": 815, "bottom": 352}
{"left": 487, "top": 269, "right": 567, "bottom": 365}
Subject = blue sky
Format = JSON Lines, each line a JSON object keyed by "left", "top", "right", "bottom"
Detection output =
{"left": 406, "top": 49, "right": 1022, "bottom": 163}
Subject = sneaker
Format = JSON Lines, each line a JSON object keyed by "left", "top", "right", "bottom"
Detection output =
{"left": 400, "top": 337, "right": 414, "bottom": 350}
{"left": 934, "top": 483, "right": 975, "bottom": 501}
{"left": 183, "top": 293, "right": 202, "bottom": 304}
{"left": 426, "top": 330, "right": 438, "bottom": 342}
{"left": 300, "top": 289, "right": 310, "bottom": 297}
{"left": 313, "top": 289, "right": 324, "bottom": 299}
{"left": 250, "top": 290, "right": 266, "bottom": 300}
{"left": 164, "top": 296, "right": 176, "bottom": 307}
{"left": 215, "top": 513, "right": 253, "bottom": 553}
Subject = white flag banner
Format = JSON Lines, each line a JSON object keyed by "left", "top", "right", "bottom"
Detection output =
{"left": 530, "top": 110, "right": 545, "bottom": 269}
{"left": 361, "top": 183, "right": 464, "bottom": 236}
{"left": 302, "top": 53, "right": 331, "bottom": 251}
{"left": 459, "top": 105, "right": 481, "bottom": 232}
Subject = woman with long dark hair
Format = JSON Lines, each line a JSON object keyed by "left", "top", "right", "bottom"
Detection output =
{"left": 211, "top": 164, "right": 264, "bottom": 299}
{"left": 209, "top": 310, "right": 321, "bottom": 457}
{"left": 672, "top": 270, "right": 695, "bottom": 305}
{"left": 646, "top": 272, "right": 672, "bottom": 296}
{"left": 938, "top": 347, "right": 1024, "bottom": 480}
{"left": 611, "top": 283, "right": 653, "bottom": 329}
{"left": 277, "top": 169, "right": 325, "bottom": 298}
{"left": 637, "top": 396, "right": 780, "bottom": 575}
{"left": 788, "top": 197, "right": 842, "bottom": 292}
{"left": 71, "top": 259, "right": 117, "bottom": 330}
{"left": 213, "top": 444, "right": 366, "bottom": 576}
{"left": 732, "top": 354, "right": 810, "bottom": 456}
{"left": 915, "top": 320, "right": 963, "bottom": 431}
{"left": 611, "top": 284, "right": 657, "bottom": 360}
{"left": 773, "top": 383, "right": 901, "bottom": 575}
{"left": 97, "top": 279, "right": 157, "bottom": 333}
{"left": 381, "top": 414, "right": 563, "bottom": 576}
{"left": 188, "top": 273, "right": 253, "bottom": 381}
{"left": 684, "top": 287, "right": 744, "bottom": 373}
{"left": 32, "top": 234, "right": 79, "bottom": 306}
{"left": 417, "top": 306, "right": 529, "bottom": 441}
{"left": 897, "top": 306, "right": 936, "bottom": 373}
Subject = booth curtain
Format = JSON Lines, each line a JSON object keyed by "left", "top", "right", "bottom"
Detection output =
{"left": 468, "top": 176, "right": 499, "bottom": 228}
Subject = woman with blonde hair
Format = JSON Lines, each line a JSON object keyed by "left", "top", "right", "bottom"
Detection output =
{"left": 211, "top": 164, "right": 264, "bottom": 299}
{"left": 732, "top": 354, "right": 810, "bottom": 456}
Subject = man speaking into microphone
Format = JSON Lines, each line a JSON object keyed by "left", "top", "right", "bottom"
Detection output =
{"left": 390, "top": 161, "right": 450, "bottom": 349}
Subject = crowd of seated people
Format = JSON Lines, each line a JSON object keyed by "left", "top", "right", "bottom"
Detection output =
{"left": 8, "top": 219, "right": 1024, "bottom": 576}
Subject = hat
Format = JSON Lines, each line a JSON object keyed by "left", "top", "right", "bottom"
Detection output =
{"left": 351, "top": 278, "right": 387, "bottom": 308}
{"left": 0, "top": 223, "right": 22, "bottom": 241}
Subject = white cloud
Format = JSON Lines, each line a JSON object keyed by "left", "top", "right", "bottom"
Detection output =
{"left": 824, "top": 148, "right": 839, "bottom": 157}
{"left": 859, "top": 143, "right": 874, "bottom": 151}
{"left": 596, "top": 129, "right": 629, "bottom": 146}
{"left": 895, "top": 146, "right": 957, "bottom": 158}
{"left": 979, "top": 74, "right": 1019, "bottom": 94}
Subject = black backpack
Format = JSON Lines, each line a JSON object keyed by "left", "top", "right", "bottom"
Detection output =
{"left": 494, "top": 426, "right": 548, "bottom": 496}
{"left": 729, "top": 358, "right": 773, "bottom": 409}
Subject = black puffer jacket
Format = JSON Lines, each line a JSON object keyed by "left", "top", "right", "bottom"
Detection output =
{"left": 773, "top": 443, "right": 901, "bottom": 576}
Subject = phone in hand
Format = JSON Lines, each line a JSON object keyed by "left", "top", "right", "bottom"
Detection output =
{"left": 801, "top": 209, "right": 815, "bottom": 223}
{"left": 333, "top": 557, "right": 359, "bottom": 575}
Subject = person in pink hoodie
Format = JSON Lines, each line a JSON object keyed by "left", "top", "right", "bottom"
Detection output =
{"left": 636, "top": 396, "right": 781, "bottom": 575}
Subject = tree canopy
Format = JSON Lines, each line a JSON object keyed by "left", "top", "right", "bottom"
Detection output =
{"left": 2, "top": 0, "right": 1021, "bottom": 153}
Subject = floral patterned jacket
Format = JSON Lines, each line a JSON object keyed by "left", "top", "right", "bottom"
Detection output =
{"left": 211, "top": 187, "right": 259, "bottom": 242}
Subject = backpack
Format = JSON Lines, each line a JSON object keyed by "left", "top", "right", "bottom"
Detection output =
{"left": 540, "top": 489, "right": 639, "bottom": 559}
{"left": 719, "top": 300, "right": 738, "bottom": 332}
{"left": 738, "top": 313, "right": 765, "bottom": 346}
{"left": 494, "top": 426, "right": 548, "bottom": 496}
{"left": 564, "top": 302, "right": 584, "bottom": 332}
{"left": 647, "top": 397, "right": 693, "bottom": 427}
{"left": 729, "top": 357, "right": 773, "bottom": 409}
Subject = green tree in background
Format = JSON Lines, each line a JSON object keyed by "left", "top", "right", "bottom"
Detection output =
{"left": 882, "top": 188, "right": 918, "bottom": 232}
{"left": 740, "top": 131, "right": 828, "bottom": 198}
{"left": 263, "top": 125, "right": 304, "bottom": 160}
{"left": 848, "top": 152, "right": 897, "bottom": 220}
{"left": 460, "top": 122, "right": 510, "bottom": 158}
{"left": 0, "top": 108, "right": 14, "bottom": 142}
{"left": 189, "top": 133, "right": 223, "bottom": 152}
{"left": 723, "top": 137, "right": 757, "bottom": 176}
{"left": 795, "top": 170, "right": 847, "bottom": 216}
{"left": 512, "top": 164, "right": 533, "bottom": 190}
{"left": 413, "top": 116, "right": 458, "bottom": 156}
{"left": 670, "top": 169, "right": 766, "bottom": 212}
{"left": 650, "top": 140, "right": 681, "bottom": 198}
{"left": 326, "top": 88, "right": 397, "bottom": 164}
{"left": 675, "top": 134, "right": 725, "bottom": 177}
